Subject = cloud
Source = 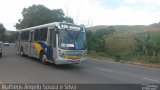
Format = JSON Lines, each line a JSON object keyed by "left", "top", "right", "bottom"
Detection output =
{"left": 91, "top": 6, "right": 160, "bottom": 26}
{"left": 0, "top": 0, "right": 65, "bottom": 30}
{"left": 64, "top": 0, "right": 160, "bottom": 27}
{"left": 0, "top": 0, "right": 160, "bottom": 30}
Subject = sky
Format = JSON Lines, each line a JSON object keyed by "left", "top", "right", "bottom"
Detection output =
{"left": 0, "top": 0, "right": 160, "bottom": 30}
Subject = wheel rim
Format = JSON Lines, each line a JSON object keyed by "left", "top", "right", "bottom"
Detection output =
{"left": 42, "top": 54, "right": 47, "bottom": 63}
{"left": 20, "top": 50, "right": 23, "bottom": 55}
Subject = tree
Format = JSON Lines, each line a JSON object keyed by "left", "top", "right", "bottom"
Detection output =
{"left": 134, "top": 32, "right": 160, "bottom": 57}
{"left": 4, "top": 31, "right": 17, "bottom": 43}
{"left": 0, "top": 23, "right": 6, "bottom": 41}
{"left": 86, "top": 30, "right": 96, "bottom": 51}
{"left": 15, "top": 4, "right": 74, "bottom": 29}
{"left": 64, "top": 16, "right": 74, "bottom": 23}
{"left": 87, "top": 26, "right": 115, "bottom": 53}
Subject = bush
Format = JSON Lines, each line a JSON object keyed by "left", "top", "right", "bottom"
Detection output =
{"left": 97, "top": 52, "right": 107, "bottom": 57}
{"left": 134, "top": 32, "right": 160, "bottom": 56}
{"left": 133, "top": 32, "right": 160, "bottom": 63}
{"left": 87, "top": 26, "right": 115, "bottom": 53}
{"left": 114, "top": 55, "right": 121, "bottom": 62}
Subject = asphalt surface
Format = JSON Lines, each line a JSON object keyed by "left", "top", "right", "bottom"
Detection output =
{"left": 0, "top": 44, "right": 160, "bottom": 84}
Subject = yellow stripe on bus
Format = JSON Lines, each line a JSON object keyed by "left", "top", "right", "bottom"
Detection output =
{"left": 33, "top": 42, "right": 43, "bottom": 55}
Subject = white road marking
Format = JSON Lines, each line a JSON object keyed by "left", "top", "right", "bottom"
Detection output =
{"left": 96, "top": 68, "right": 113, "bottom": 72}
{"left": 143, "top": 78, "right": 160, "bottom": 83}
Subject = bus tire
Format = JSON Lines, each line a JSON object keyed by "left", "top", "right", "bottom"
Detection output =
{"left": 20, "top": 48, "right": 24, "bottom": 57}
{"left": 0, "top": 53, "right": 2, "bottom": 57}
{"left": 40, "top": 52, "right": 48, "bottom": 65}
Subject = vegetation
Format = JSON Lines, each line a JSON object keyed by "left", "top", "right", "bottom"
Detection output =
{"left": 87, "top": 24, "right": 160, "bottom": 64}
{"left": 0, "top": 23, "right": 16, "bottom": 43}
{"left": 134, "top": 32, "right": 160, "bottom": 63}
{"left": 4, "top": 31, "right": 17, "bottom": 43}
{"left": 15, "top": 4, "right": 74, "bottom": 29}
{"left": 87, "top": 26, "right": 115, "bottom": 58}
{"left": 0, "top": 23, "right": 6, "bottom": 41}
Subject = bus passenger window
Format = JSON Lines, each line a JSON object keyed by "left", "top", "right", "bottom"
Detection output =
{"left": 21, "top": 31, "right": 29, "bottom": 41}
{"left": 39, "top": 28, "right": 48, "bottom": 41}
{"left": 34, "top": 29, "right": 39, "bottom": 41}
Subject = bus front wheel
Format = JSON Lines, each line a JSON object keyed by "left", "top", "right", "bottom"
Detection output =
{"left": 40, "top": 52, "right": 48, "bottom": 65}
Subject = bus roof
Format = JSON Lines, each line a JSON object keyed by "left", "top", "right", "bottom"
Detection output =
{"left": 18, "top": 22, "right": 80, "bottom": 31}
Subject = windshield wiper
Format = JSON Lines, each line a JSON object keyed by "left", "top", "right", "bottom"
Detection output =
{"left": 64, "top": 29, "right": 84, "bottom": 49}
{"left": 64, "top": 29, "right": 75, "bottom": 43}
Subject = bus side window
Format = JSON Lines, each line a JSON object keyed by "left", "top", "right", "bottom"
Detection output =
{"left": 30, "top": 31, "right": 34, "bottom": 42}
{"left": 21, "top": 31, "right": 29, "bottom": 41}
{"left": 39, "top": 28, "right": 48, "bottom": 41}
{"left": 15, "top": 33, "right": 18, "bottom": 41}
{"left": 18, "top": 33, "right": 21, "bottom": 41}
{"left": 34, "top": 29, "right": 39, "bottom": 41}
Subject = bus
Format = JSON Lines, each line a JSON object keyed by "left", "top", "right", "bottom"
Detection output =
{"left": 15, "top": 22, "right": 87, "bottom": 64}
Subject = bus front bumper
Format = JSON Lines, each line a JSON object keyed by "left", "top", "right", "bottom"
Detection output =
{"left": 54, "top": 57, "right": 87, "bottom": 64}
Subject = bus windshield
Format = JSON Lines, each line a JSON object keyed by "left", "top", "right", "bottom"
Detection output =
{"left": 58, "top": 28, "right": 87, "bottom": 50}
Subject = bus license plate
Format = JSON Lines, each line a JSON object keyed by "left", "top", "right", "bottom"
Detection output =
{"left": 72, "top": 59, "right": 78, "bottom": 62}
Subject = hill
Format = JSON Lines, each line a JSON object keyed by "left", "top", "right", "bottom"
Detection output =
{"left": 87, "top": 22, "right": 160, "bottom": 63}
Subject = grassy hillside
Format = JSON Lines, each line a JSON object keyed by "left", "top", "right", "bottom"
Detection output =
{"left": 88, "top": 25, "right": 146, "bottom": 31}
{"left": 88, "top": 25, "right": 147, "bottom": 54}
{"left": 88, "top": 23, "right": 160, "bottom": 64}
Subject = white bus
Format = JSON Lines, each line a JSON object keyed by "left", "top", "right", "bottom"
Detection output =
{"left": 15, "top": 22, "right": 87, "bottom": 64}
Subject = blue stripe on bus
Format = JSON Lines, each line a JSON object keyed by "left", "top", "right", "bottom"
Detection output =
{"left": 38, "top": 42, "right": 53, "bottom": 60}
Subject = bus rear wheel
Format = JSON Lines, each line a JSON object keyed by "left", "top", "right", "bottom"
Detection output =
{"left": 40, "top": 52, "right": 48, "bottom": 65}
{"left": 0, "top": 53, "right": 2, "bottom": 57}
{"left": 20, "top": 48, "right": 24, "bottom": 57}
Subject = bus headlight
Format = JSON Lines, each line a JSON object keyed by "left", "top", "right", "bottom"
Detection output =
{"left": 59, "top": 50, "right": 64, "bottom": 57}
{"left": 83, "top": 51, "right": 87, "bottom": 56}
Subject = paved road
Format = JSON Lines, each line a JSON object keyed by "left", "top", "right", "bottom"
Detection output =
{"left": 0, "top": 44, "right": 160, "bottom": 84}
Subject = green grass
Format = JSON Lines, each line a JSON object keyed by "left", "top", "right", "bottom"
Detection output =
{"left": 88, "top": 25, "right": 146, "bottom": 33}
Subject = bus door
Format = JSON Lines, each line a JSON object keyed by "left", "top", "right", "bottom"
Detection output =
{"left": 28, "top": 31, "right": 34, "bottom": 56}
{"left": 49, "top": 28, "right": 57, "bottom": 61}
